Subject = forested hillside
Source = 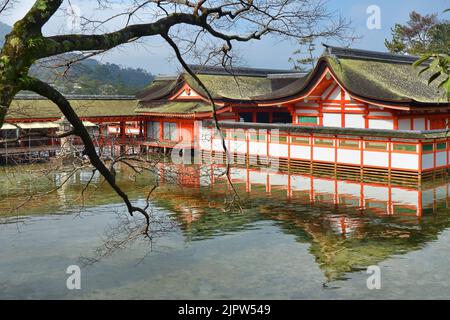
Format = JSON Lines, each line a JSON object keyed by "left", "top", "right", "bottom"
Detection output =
{"left": 0, "top": 22, "right": 153, "bottom": 95}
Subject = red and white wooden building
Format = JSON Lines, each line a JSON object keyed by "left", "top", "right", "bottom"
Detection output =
{"left": 135, "top": 46, "right": 449, "bottom": 185}
{"left": 2, "top": 46, "right": 449, "bottom": 184}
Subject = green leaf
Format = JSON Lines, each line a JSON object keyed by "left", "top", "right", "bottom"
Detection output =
{"left": 428, "top": 71, "right": 442, "bottom": 84}
{"left": 437, "top": 77, "right": 450, "bottom": 88}
{"left": 429, "top": 58, "right": 440, "bottom": 70}
{"left": 413, "top": 54, "right": 431, "bottom": 67}
{"left": 442, "top": 77, "right": 450, "bottom": 91}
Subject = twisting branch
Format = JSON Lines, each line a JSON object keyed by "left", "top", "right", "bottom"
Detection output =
{"left": 161, "top": 32, "right": 242, "bottom": 211}
{"left": 23, "top": 76, "right": 152, "bottom": 234}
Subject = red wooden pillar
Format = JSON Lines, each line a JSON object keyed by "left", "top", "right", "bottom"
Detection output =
{"left": 360, "top": 137, "right": 364, "bottom": 179}
{"left": 143, "top": 121, "right": 148, "bottom": 140}
{"left": 393, "top": 113, "right": 399, "bottom": 130}
{"left": 246, "top": 167, "right": 251, "bottom": 193}
{"left": 388, "top": 138, "right": 392, "bottom": 183}
{"left": 159, "top": 121, "right": 164, "bottom": 141}
{"left": 98, "top": 124, "right": 103, "bottom": 145}
{"left": 334, "top": 135, "right": 338, "bottom": 175}
{"left": 287, "top": 174, "right": 292, "bottom": 198}
{"left": 266, "top": 129, "right": 270, "bottom": 167}
{"left": 119, "top": 122, "right": 126, "bottom": 139}
{"left": 364, "top": 104, "right": 369, "bottom": 129}
{"left": 287, "top": 131, "right": 291, "bottom": 173}
{"left": 387, "top": 185, "right": 393, "bottom": 215}
{"left": 139, "top": 121, "right": 144, "bottom": 139}
{"left": 246, "top": 129, "right": 250, "bottom": 168}
{"left": 418, "top": 140, "right": 423, "bottom": 185}
{"left": 266, "top": 173, "right": 271, "bottom": 194}
{"left": 340, "top": 88, "right": 346, "bottom": 127}
{"left": 433, "top": 139, "right": 437, "bottom": 171}
{"left": 310, "top": 133, "right": 314, "bottom": 174}
{"left": 417, "top": 189, "right": 423, "bottom": 217}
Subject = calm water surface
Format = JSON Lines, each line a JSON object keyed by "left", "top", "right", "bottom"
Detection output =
{"left": 0, "top": 164, "right": 449, "bottom": 299}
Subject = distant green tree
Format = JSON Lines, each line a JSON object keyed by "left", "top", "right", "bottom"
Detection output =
{"left": 413, "top": 9, "right": 450, "bottom": 102}
{"left": 385, "top": 11, "right": 449, "bottom": 55}
{"left": 289, "top": 38, "right": 317, "bottom": 72}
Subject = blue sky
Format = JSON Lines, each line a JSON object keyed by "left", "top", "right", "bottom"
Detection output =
{"left": 1, "top": 0, "right": 449, "bottom": 74}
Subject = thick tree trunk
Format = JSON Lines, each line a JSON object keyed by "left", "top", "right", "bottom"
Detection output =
{"left": 0, "top": 79, "right": 20, "bottom": 127}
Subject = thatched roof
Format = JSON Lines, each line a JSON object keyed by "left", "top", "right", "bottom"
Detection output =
{"left": 253, "top": 46, "right": 449, "bottom": 107}
{"left": 136, "top": 101, "right": 212, "bottom": 117}
{"left": 7, "top": 95, "right": 138, "bottom": 120}
{"left": 136, "top": 65, "right": 302, "bottom": 116}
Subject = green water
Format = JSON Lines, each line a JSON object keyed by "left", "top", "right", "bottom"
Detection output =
{"left": 0, "top": 164, "right": 449, "bottom": 299}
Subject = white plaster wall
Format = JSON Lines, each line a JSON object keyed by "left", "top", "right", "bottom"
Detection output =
{"left": 295, "top": 108, "right": 319, "bottom": 114}
{"left": 413, "top": 118, "right": 426, "bottom": 130}
{"left": 199, "top": 126, "right": 211, "bottom": 149}
{"left": 391, "top": 154, "right": 419, "bottom": 170}
{"left": 398, "top": 119, "right": 411, "bottom": 130}
{"left": 323, "top": 113, "right": 341, "bottom": 127}
{"left": 212, "top": 138, "right": 224, "bottom": 151}
{"left": 229, "top": 140, "right": 247, "bottom": 154}
{"left": 368, "top": 119, "right": 394, "bottom": 129}
{"left": 290, "top": 145, "right": 310, "bottom": 160}
{"left": 326, "top": 86, "right": 342, "bottom": 100}
{"left": 345, "top": 114, "right": 365, "bottom": 128}
{"left": 321, "top": 82, "right": 336, "bottom": 99}
{"left": 363, "top": 151, "right": 389, "bottom": 167}
{"left": 179, "top": 88, "right": 200, "bottom": 97}
{"left": 368, "top": 111, "right": 392, "bottom": 116}
{"left": 337, "top": 149, "right": 361, "bottom": 165}
{"left": 248, "top": 141, "right": 266, "bottom": 155}
{"left": 436, "top": 152, "right": 446, "bottom": 167}
{"left": 422, "top": 154, "right": 434, "bottom": 169}
{"left": 313, "top": 147, "right": 335, "bottom": 162}
{"left": 268, "top": 143, "right": 289, "bottom": 158}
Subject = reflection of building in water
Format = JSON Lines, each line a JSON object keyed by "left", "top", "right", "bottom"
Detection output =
{"left": 156, "top": 164, "right": 450, "bottom": 281}
{"left": 194, "top": 165, "right": 450, "bottom": 218}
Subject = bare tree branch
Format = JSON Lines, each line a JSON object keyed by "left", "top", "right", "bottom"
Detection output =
{"left": 23, "top": 76, "right": 152, "bottom": 234}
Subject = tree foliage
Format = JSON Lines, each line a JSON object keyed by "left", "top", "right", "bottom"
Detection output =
{"left": 289, "top": 38, "right": 317, "bottom": 72}
{"left": 0, "top": 0, "right": 352, "bottom": 231}
{"left": 412, "top": 9, "right": 450, "bottom": 101}
{"left": 385, "top": 11, "right": 449, "bottom": 55}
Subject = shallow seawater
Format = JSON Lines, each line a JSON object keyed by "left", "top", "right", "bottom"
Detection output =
{"left": 0, "top": 164, "right": 450, "bottom": 299}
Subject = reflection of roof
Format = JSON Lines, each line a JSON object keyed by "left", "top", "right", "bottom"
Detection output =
{"left": 7, "top": 96, "right": 138, "bottom": 120}
{"left": 253, "top": 45, "right": 449, "bottom": 106}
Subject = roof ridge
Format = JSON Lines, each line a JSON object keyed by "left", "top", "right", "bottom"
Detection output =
{"left": 15, "top": 94, "right": 136, "bottom": 100}
{"left": 322, "top": 44, "right": 425, "bottom": 65}
{"left": 186, "top": 64, "right": 300, "bottom": 77}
